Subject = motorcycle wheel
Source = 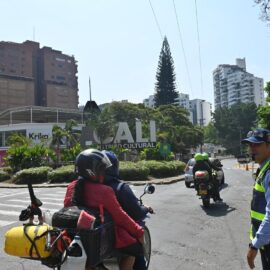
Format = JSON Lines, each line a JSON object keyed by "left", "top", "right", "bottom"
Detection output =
{"left": 202, "top": 198, "right": 210, "bottom": 207}
{"left": 143, "top": 226, "right": 151, "bottom": 269}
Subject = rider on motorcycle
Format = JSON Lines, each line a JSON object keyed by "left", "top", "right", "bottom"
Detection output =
{"left": 103, "top": 150, "right": 153, "bottom": 270}
{"left": 63, "top": 149, "right": 145, "bottom": 270}
{"left": 193, "top": 152, "right": 223, "bottom": 202}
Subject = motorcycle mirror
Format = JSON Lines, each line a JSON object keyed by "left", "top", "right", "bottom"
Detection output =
{"left": 144, "top": 184, "right": 155, "bottom": 194}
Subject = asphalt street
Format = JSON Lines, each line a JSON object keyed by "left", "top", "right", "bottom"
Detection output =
{"left": 0, "top": 158, "right": 261, "bottom": 270}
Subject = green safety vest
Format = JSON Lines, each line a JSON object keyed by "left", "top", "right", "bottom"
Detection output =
{"left": 250, "top": 160, "right": 270, "bottom": 240}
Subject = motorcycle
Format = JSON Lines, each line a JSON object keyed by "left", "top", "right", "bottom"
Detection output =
{"left": 4, "top": 182, "right": 155, "bottom": 270}
{"left": 194, "top": 170, "right": 219, "bottom": 207}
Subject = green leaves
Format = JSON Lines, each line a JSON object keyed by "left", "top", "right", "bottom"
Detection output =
{"left": 212, "top": 102, "right": 258, "bottom": 155}
{"left": 154, "top": 37, "right": 178, "bottom": 107}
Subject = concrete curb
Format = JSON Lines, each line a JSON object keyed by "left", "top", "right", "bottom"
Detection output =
{"left": 0, "top": 175, "right": 185, "bottom": 188}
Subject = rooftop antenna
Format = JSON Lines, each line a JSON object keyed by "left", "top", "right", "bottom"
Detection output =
{"left": 33, "top": 27, "right": 35, "bottom": 41}
{"left": 89, "top": 76, "right": 92, "bottom": 101}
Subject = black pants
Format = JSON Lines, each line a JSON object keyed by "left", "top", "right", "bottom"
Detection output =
{"left": 133, "top": 255, "right": 147, "bottom": 270}
{"left": 260, "top": 244, "right": 270, "bottom": 270}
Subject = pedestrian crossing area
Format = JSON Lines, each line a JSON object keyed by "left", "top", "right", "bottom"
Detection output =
{"left": 0, "top": 188, "right": 66, "bottom": 228}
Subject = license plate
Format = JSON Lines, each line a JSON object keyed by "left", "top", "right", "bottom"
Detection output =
{"left": 198, "top": 190, "right": 207, "bottom": 195}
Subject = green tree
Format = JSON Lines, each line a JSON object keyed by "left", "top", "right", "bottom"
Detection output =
{"left": 64, "top": 119, "right": 81, "bottom": 148}
{"left": 213, "top": 103, "right": 258, "bottom": 155}
{"left": 6, "top": 132, "right": 32, "bottom": 147}
{"left": 203, "top": 122, "right": 220, "bottom": 144}
{"left": 154, "top": 37, "right": 178, "bottom": 107}
{"left": 257, "top": 81, "right": 270, "bottom": 129}
{"left": 86, "top": 106, "right": 116, "bottom": 148}
{"left": 51, "top": 125, "right": 68, "bottom": 166}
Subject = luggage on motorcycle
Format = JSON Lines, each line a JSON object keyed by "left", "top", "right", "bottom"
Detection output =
{"left": 52, "top": 206, "right": 111, "bottom": 229}
{"left": 4, "top": 224, "right": 53, "bottom": 258}
{"left": 52, "top": 206, "right": 82, "bottom": 228}
{"left": 79, "top": 221, "right": 115, "bottom": 267}
{"left": 194, "top": 170, "right": 209, "bottom": 180}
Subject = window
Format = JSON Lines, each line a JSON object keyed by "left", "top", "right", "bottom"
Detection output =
{"left": 56, "top": 57, "right": 65, "bottom": 62}
{"left": 56, "top": 76, "right": 65, "bottom": 80}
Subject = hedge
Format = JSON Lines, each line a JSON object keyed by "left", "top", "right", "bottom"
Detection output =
{"left": 12, "top": 166, "right": 52, "bottom": 184}
{"left": 1, "top": 167, "right": 13, "bottom": 175}
{"left": 119, "top": 161, "right": 150, "bottom": 181}
{"left": 0, "top": 170, "right": 10, "bottom": 182}
{"left": 48, "top": 165, "right": 77, "bottom": 183}
{"left": 9, "top": 160, "right": 186, "bottom": 184}
{"left": 137, "top": 160, "right": 185, "bottom": 178}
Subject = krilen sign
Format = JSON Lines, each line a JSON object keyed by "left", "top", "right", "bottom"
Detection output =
{"left": 81, "top": 120, "right": 156, "bottom": 149}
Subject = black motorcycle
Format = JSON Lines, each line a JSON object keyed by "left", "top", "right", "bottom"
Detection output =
{"left": 194, "top": 170, "right": 217, "bottom": 207}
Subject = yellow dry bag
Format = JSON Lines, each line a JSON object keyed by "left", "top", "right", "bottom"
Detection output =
{"left": 4, "top": 224, "right": 53, "bottom": 259}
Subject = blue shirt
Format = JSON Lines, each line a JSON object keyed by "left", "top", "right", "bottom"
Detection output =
{"left": 252, "top": 158, "right": 270, "bottom": 249}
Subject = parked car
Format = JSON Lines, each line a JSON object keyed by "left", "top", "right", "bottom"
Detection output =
{"left": 184, "top": 157, "right": 225, "bottom": 188}
{"left": 236, "top": 154, "right": 251, "bottom": 164}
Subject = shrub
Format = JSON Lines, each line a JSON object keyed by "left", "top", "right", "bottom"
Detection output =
{"left": 48, "top": 165, "right": 77, "bottom": 183}
{"left": 6, "top": 144, "right": 54, "bottom": 172}
{"left": 119, "top": 161, "right": 150, "bottom": 181}
{"left": 138, "top": 160, "right": 185, "bottom": 178}
{"left": 1, "top": 167, "right": 12, "bottom": 175}
{"left": 12, "top": 166, "right": 52, "bottom": 184}
{"left": 0, "top": 170, "right": 10, "bottom": 182}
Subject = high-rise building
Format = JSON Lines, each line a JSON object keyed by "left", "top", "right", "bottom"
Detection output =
{"left": 143, "top": 95, "right": 155, "bottom": 108}
{"left": 143, "top": 93, "right": 212, "bottom": 126}
{"left": 0, "top": 40, "right": 78, "bottom": 111}
{"left": 213, "top": 58, "right": 266, "bottom": 109}
{"left": 189, "top": 99, "right": 212, "bottom": 126}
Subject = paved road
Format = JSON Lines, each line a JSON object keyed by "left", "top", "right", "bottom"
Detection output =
{"left": 0, "top": 159, "right": 262, "bottom": 269}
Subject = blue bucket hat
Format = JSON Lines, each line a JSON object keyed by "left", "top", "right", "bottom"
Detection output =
{"left": 242, "top": 128, "right": 270, "bottom": 144}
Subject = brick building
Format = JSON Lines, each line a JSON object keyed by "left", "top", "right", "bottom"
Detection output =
{"left": 0, "top": 40, "right": 78, "bottom": 111}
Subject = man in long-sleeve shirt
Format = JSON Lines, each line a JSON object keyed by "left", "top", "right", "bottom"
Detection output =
{"left": 242, "top": 128, "right": 270, "bottom": 270}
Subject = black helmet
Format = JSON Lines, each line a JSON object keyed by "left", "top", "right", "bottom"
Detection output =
{"left": 102, "top": 150, "right": 119, "bottom": 177}
{"left": 75, "top": 149, "right": 112, "bottom": 180}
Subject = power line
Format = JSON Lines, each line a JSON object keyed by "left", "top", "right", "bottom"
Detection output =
{"left": 172, "top": 0, "right": 193, "bottom": 97}
{"left": 148, "top": 0, "right": 163, "bottom": 40}
{"left": 194, "top": 0, "right": 204, "bottom": 97}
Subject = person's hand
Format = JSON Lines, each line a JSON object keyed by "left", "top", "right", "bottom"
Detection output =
{"left": 145, "top": 205, "right": 155, "bottom": 214}
{"left": 148, "top": 206, "right": 155, "bottom": 214}
{"left": 247, "top": 248, "right": 258, "bottom": 269}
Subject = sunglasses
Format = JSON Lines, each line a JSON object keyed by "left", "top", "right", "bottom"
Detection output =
{"left": 247, "top": 130, "right": 270, "bottom": 143}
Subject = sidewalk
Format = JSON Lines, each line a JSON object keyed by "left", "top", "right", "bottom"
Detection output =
{"left": 0, "top": 175, "right": 185, "bottom": 189}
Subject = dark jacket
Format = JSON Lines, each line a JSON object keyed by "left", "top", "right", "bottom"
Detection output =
{"left": 104, "top": 175, "right": 149, "bottom": 222}
{"left": 64, "top": 179, "right": 144, "bottom": 248}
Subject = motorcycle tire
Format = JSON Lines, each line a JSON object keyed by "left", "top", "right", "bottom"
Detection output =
{"left": 202, "top": 198, "right": 210, "bottom": 207}
{"left": 143, "top": 226, "right": 151, "bottom": 269}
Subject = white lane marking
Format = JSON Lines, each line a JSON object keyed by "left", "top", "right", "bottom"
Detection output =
{"left": 0, "top": 202, "right": 26, "bottom": 209}
{"left": 0, "top": 203, "right": 59, "bottom": 213}
{"left": 39, "top": 197, "right": 64, "bottom": 201}
{"left": 0, "top": 220, "right": 15, "bottom": 227}
{"left": 0, "top": 209, "right": 20, "bottom": 216}
{"left": 0, "top": 191, "right": 29, "bottom": 199}
{"left": 9, "top": 199, "right": 62, "bottom": 206}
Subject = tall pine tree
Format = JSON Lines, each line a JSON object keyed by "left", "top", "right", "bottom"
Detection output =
{"left": 154, "top": 37, "right": 178, "bottom": 107}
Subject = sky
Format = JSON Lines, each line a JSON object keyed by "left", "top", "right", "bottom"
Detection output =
{"left": 0, "top": 0, "right": 269, "bottom": 107}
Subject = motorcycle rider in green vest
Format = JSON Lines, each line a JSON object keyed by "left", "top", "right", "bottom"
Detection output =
{"left": 242, "top": 128, "right": 270, "bottom": 270}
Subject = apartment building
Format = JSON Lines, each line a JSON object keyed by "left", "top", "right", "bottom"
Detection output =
{"left": 143, "top": 93, "right": 212, "bottom": 126}
{"left": 0, "top": 40, "right": 78, "bottom": 111}
{"left": 213, "top": 58, "right": 266, "bottom": 109}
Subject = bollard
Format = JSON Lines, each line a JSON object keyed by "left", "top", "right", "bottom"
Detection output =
{"left": 246, "top": 163, "right": 249, "bottom": 171}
